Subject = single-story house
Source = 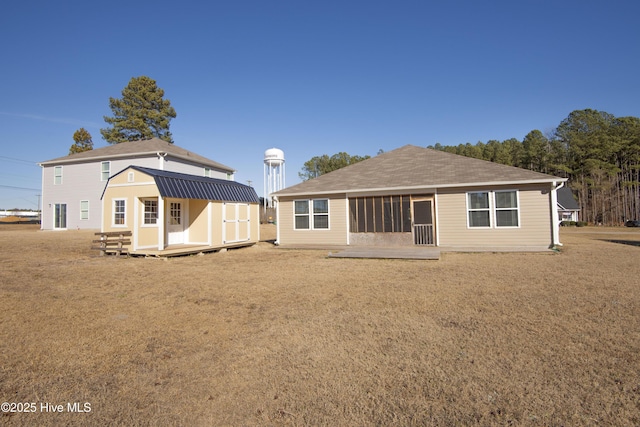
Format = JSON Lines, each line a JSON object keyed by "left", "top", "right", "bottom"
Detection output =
{"left": 272, "top": 145, "right": 568, "bottom": 250}
{"left": 557, "top": 186, "right": 580, "bottom": 222}
{"left": 101, "top": 166, "right": 260, "bottom": 255}
{"left": 39, "top": 138, "right": 235, "bottom": 230}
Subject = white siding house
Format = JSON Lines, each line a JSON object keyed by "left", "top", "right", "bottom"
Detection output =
{"left": 39, "top": 138, "right": 235, "bottom": 230}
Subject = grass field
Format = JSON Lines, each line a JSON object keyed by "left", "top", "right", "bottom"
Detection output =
{"left": 1, "top": 224, "right": 639, "bottom": 426}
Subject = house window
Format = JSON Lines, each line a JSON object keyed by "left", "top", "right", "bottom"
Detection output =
{"left": 495, "top": 190, "right": 519, "bottom": 227}
{"left": 143, "top": 199, "right": 158, "bottom": 225}
{"left": 54, "top": 166, "right": 63, "bottom": 185}
{"left": 467, "top": 192, "right": 491, "bottom": 227}
{"left": 204, "top": 168, "right": 211, "bottom": 177}
{"left": 80, "top": 200, "right": 89, "bottom": 220}
{"left": 313, "top": 199, "right": 329, "bottom": 229}
{"left": 101, "top": 162, "right": 110, "bottom": 181}
{"left": 113, "top": 199, "right": 126, "bottom": 226}
{"left": 467, "top": 190, "right": 519, "bottom": 228}
{"left": 294, "top": 199, "right": 329, "bottom": 230}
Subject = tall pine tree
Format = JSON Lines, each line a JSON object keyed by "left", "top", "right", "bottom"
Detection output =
{"left": 69, "top": 128, "right": 93, "bottom": 154}
{"left": 101, "top": 76, "right": 177, "bottom": 144}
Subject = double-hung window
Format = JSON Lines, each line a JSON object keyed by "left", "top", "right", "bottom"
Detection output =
{"left": 101, "top": 162, "right": 110, "bottom": 181}
{"left": 143, "top": 199, "right": 158, "bottom": 225}
{"left": 294, "top": 199, "right": 329, "bottom": 230}
{"left": 494, "top": 191, "right": 519, "bottom": 227}
{"left": 80, "top": 200, "right": 89, "bottom": 220}
{"left": 113, "top": 199, "right": 126, "bottom": 226}
{"left": 467, "top": 190, "right": 519, "bottom": 228}
{"left": 54, "top": 166, "right": 63, "bottom": 185}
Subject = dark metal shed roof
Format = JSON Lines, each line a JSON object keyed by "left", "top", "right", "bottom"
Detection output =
{"left": 108, "top": 166, "right": 259, "bottom": 203}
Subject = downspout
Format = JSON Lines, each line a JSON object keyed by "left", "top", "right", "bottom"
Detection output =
{"left": 551, "top": 181, "right": 564, "bottom": 247}
{"left": 157, "top": 152, "right": 167, "bottom": 170}
{"left": 274, "top": 195, "right": 280, "bottom": 245}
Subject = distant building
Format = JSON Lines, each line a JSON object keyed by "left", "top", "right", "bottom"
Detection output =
{"left": 39, "top": 138, "right": 235, "bottom": 230}
{"left": 556, "top": 185, "right": 580, "bottom": 222}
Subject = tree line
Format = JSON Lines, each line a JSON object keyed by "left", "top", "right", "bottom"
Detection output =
{"left": 429, "top": 109, "right": 640, "bottom": 225}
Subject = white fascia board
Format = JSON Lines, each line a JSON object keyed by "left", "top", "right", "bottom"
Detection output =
{"left": 274, "top": 178, "right": 567, "bottom": 198}
{"left": 40, "top": 152, "right": 236, "bottom": 172}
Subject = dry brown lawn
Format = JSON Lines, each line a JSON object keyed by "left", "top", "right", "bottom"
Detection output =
{"left": 1, "top": 224, "right": 639, "bottom": 426}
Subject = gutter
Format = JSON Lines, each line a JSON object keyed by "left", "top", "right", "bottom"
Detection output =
{"left": 274, "top": 195, "right": 280, "bottom": 245}
{"left": 551, "top": 181, "right": 565, "bottom": 247}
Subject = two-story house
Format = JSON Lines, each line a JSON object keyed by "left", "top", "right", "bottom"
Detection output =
{"left": 39, "top": 138, "right": 235, "bottom": 230}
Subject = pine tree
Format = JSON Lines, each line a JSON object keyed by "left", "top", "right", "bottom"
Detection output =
{"left": 100, "top": 76, "right": 177, "bottom": 144}
{"left": 69, "top": 128, "right": 94, "bottom": 154}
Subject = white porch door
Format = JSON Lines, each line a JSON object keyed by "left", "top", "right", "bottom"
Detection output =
{"left": 167, "top": 201, "right": 185, "bottom": 245}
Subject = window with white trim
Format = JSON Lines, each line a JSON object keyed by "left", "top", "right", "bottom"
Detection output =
{"left": 113, "top": 199, "right": 126, "bottom": 226}
{"left": 294, "top": 199, "right": 329, "bottom": 230}
{"left": 101, "top": 162, "right": 110, "bottom": 181}
{"left": 494, "top": 190, "right": 519, "bottom": 227}
{"left": 54, "top": 166, "right": 63, "bottom": 185}
{"left": 143, "top": 199, "right": 158, "bottom": 225}
{"left": 80, "top": 200, "right": 89, "bottom": 220}
{"left": 204, "top": 167, "right": 211, "bottom": 177}
{"left": 467, "top": 190, "right": 519, "bottom": 228}
{"left": 467, "top": 192, "right": 491, "bottom": 227}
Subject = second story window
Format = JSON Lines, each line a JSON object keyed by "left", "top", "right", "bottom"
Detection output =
{"left": 101, "top": 162, "right": 111, "bottom": 181}
{"left": 54, "top": 166, "right": 63, "bottom": 185}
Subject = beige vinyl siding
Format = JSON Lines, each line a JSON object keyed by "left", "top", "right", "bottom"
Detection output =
{"left": 205, "top": 202, "right": 221, "bottom": 246}
{"left": 188, "top": 199, "right": 209, "bottom": 244}
{"left": 437, "top": 184, "right": 553, "bottom": 247}
{"left": 102, "top": 170, "right": 159, "bottom": 250}
{"left": 278, "top": 194, "right": 348, "bottom": 245}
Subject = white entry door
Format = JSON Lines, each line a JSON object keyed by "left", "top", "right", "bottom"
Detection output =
{"left": 167, "top": 201, "right": 184, "bottom": 245}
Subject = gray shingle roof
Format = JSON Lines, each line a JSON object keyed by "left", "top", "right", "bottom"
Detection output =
{"left": 557, "top": 186, "right": 580, "bottom": 210}
{"left": 105, "top": 166, "right": 259, "bottom": 203}
{"left": 39, "top": 138, "right": 234, "bottom": 172}
{"left": 274, "top": 145, "right": 566, "bottom": 196}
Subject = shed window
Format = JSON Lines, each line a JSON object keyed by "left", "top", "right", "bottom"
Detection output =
{"left": 143, "top": 199, "right": 158, "bottom": 225}
{"left": 113, "top": 199, "right": 126, "bottom": 226}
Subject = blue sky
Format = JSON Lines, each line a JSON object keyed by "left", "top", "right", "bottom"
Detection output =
{"left": 1, "top": 0, "right": 639, "bottom": 209}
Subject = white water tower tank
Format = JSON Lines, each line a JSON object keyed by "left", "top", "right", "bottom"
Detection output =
{"left": 264, "top": 148, "right": 285, "bottom": 208}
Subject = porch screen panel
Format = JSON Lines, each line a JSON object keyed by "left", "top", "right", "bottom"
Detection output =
{"left": 365, "top": 197, "right": 374, "bottom": 232}
{"left": 392, "top": 196, "right": 402, "bottom": 232}
{"left": 374, "top": 197, "right": 383, "bottom": 232}
{"left": 349, "top": 199, "right": 358, "bottom": 231}
{"left": 383, "top": 197, "right": 393, "bottom": 232}
{"left": 351, "top": 195, "right": 418, "bottom": 233}
{"left": 402, "top": 197, "right": 411, "bottom": 232}
{"left": 357, "top": 198, "right": 365, "bottom": 232}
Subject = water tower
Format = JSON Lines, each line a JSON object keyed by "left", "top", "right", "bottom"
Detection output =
{"left": 263, "top": 148, "right": 285, "bottom": 208}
